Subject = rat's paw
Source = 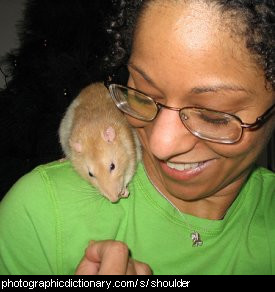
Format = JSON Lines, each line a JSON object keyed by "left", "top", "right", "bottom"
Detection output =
{"left": 121, "top": 188, "right": 129, "bottom": 198}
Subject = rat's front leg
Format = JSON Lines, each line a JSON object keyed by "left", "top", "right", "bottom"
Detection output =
{"left": 121, "top": 187, "right": 129, "bottom": 198}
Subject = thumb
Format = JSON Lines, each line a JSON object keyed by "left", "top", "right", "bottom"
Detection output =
{"left": 75, "top": 241, "right": 100, "bottom": 275}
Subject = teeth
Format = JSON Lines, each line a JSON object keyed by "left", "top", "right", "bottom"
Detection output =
{"left": 167, "top": 161, "right": 200, "bottom": 171}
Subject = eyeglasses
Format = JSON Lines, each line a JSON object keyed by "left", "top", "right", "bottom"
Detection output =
{"left": 108, "top": 84, "right": 275, "bottom": 144}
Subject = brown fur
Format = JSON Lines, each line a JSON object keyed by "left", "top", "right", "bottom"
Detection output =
{"left": 59, "top": 82, "right": 141, "bottom": 202}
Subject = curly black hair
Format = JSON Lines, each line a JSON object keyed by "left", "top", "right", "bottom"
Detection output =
{"left": 102, "top": 0, "right": 275, "bottom": 90}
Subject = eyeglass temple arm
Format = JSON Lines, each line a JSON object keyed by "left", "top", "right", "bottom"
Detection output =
{"left": 241, "top": 104, "right": 275, "bottom": 129}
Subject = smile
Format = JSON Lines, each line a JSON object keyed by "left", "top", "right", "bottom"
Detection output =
{"left": 166, "top": 161, "right": 202, "bottom": 171}
{"left": 160, "top": 159, "right": 213, "bottom": 181}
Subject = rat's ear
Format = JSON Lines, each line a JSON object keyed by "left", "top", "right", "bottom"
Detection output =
{"left": 102, "top": 126, "right": 116, "bottom": 143}
{"left": 69, "top": 139, "right": 83, "bottom": 153}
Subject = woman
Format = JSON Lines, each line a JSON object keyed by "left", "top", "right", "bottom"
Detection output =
{"left": 0, "top": 0, "right": 274, "bottom": 275}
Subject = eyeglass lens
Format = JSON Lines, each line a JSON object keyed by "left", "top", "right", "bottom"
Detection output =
{"left": 110, "top": 85, "right": 244, "bottom": 143}
{"left": 111, "top": 86, "right": 158, "bottom": 121}
{"left": 179, "top": 109, "right": 242, "bottom": 143}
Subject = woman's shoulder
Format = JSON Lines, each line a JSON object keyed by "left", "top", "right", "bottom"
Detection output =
{"left": 0, "top": 160, "right": 106, "bottom": 224}
{"left": 0, "top": 159, "right": 141, "bottom": 274}
{"left": 0, "top": 160, "right": 74, "bottom": 274}
{"left": 1, "top": 159, "right": 149, "bottom": 221}
{"left": 246, "top": 166, "right": 275, "bottom": 205}
{"left": 250, "top": 166, "right": 275, "bottom": 190}
{"left": 2, "top": 160, "right": 82, "bottom": 201}
{"left": 248, "top": 166, "right": 275, "bottom": 221}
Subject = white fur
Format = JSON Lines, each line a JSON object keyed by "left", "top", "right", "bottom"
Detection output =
{"left": 59, "top": 98, "right": 80, "bottom": 158}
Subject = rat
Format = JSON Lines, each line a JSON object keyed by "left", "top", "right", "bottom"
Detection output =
{"left": 59, "top": 82, "right": 141, "bottom": 203}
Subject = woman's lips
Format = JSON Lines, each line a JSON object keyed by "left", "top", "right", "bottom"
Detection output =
{"left": 159, "top": 159, "right": 213, "bottom": 181}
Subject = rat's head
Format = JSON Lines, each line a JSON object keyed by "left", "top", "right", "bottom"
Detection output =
{"left": 70, "top": 126, "right": 130, "bottom": 202}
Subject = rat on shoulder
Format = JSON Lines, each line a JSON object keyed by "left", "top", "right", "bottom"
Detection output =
{"left": 59, "top": 82, "right": 141, "bottom": 203}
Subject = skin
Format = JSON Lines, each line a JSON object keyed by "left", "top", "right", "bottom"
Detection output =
{"left": 127, "top": 1, "right": 274, "bottom": 219}
{"left": 75, "top": 240, "right": 152, "bottom": 275}
{"left": 75, "top": 1, "right": 274, "bottom": 274}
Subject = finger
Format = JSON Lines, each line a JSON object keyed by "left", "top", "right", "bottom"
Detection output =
{"left": 132, "top": 260, "right": 153, "bottom": 275}
{"left": 125, "top": 258, "right": 152, "bottom": 275}
{"left": 86, "top": 240, "right": 130, "bottom": 275}
{"left": 126, "top": 258, "right": 137, "bottom": 275}
{"left": 75, "top": 256, "right": 100, "bottom": 275}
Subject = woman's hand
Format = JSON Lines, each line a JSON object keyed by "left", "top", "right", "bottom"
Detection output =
{"left": 75, "top": 240, "right": 152, "bottom": 275}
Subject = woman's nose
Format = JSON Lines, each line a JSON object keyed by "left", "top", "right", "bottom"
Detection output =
{"left": 148, "top": 108, "right": 198, "bottom": 160}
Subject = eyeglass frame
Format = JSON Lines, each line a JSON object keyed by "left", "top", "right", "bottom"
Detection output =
{"left": 107, "top": 83, "right": 275, "bottom": 144}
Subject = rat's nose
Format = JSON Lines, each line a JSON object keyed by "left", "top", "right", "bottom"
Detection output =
{"left": 105, "top": 191, "right": 121, "bottom": 203}
{"left": 103, "top": 191, "right": 119, "bottom": 202}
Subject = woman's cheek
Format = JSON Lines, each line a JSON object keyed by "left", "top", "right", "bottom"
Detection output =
{"left": 207, "top": 128, "right": 267, "bottom": 160}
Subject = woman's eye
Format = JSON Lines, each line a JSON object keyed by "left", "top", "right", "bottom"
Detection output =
{"left": 203, "top": 116, "right": 229, "bottom": 125}
{"left": 199, "top": 113, "right": 231, "bottom": 125}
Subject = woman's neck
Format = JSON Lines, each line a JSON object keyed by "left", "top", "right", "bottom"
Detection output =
{"left": 142, "top": 150, "right": 251, "bottom": 220}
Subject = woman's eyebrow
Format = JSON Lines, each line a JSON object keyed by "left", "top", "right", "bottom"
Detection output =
{"left": 128, "top": 62, "right": 254, "bottom": 96}
{"left": 127, "top": 62, "right": 159, "bottom": 89}
{"left": 190, "top": 84, "right": 252, "bottom": 94}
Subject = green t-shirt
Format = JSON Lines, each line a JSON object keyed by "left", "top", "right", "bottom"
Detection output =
{"left": 0, "top": 160, "right": 274, "bottom": 275}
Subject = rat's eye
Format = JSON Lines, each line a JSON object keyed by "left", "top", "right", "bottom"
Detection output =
{"left": 110, "top": 163, "right": 115, "bottom": 172}
{"left": 88, "top": 171, "right": 94, "bottom": 178}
